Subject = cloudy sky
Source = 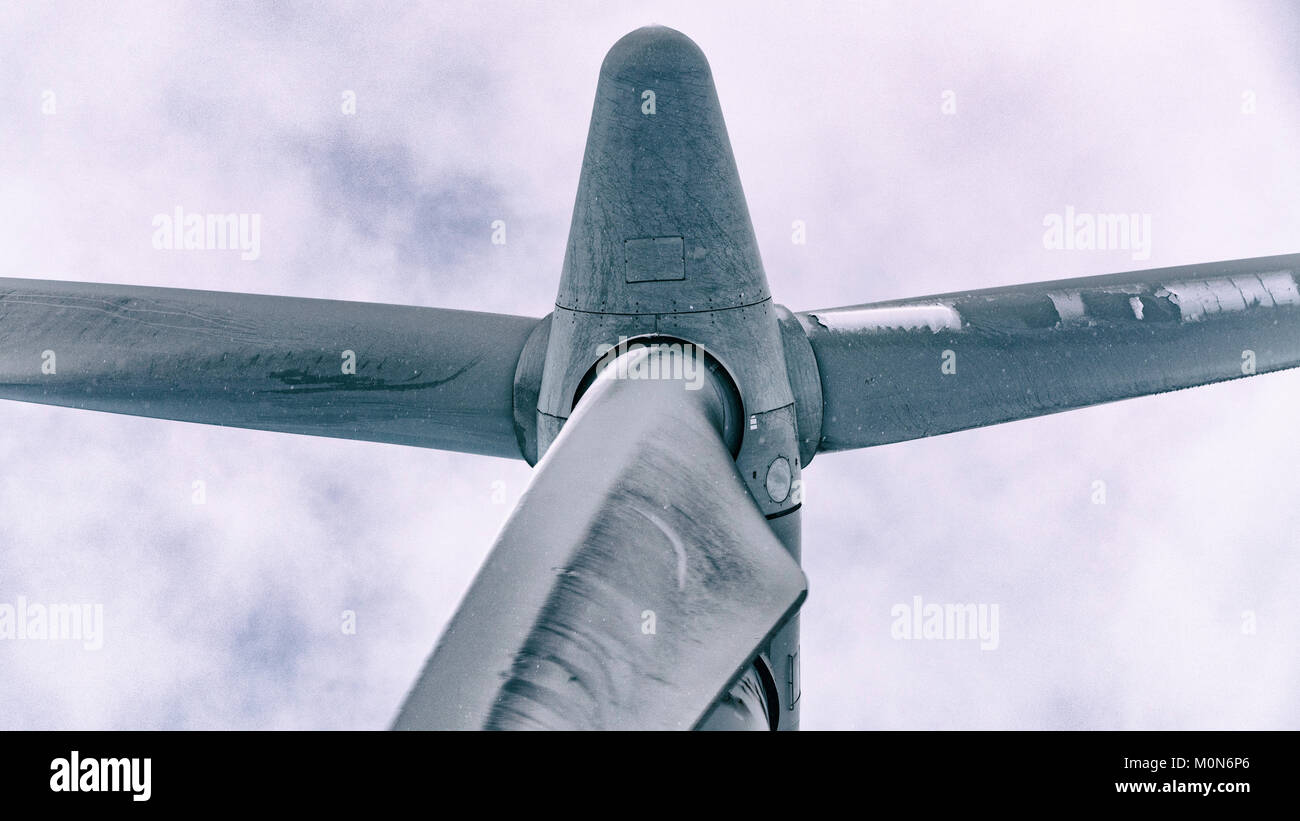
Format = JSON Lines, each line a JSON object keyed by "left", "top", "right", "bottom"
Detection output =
{"left": 2, "top": 0, "right": 1298, "bottom": 729}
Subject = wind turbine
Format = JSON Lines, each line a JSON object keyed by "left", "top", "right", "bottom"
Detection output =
{"left": 2, "top": 25, "right": 1297, "bottom": 730}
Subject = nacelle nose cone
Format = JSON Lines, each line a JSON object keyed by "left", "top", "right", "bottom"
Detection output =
{"left": 557, "top": 26, "right": 770, "bottom": 315}
{"left": 599, "top": 25, "right": 712, "bottom": 81}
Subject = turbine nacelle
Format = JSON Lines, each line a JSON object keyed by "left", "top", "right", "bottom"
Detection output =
{"left": 533, "top": 26, "right": 811, "bottom": 526}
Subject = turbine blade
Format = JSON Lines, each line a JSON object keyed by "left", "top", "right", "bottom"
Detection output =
{"left": 799, "top": 253, "right": 1300, "bottom": 452}
{"left": 0, "top": 277, "right": 539, "bottom": 458}
{"left": 392, "top": 346, "right": 806, "bottom": 730}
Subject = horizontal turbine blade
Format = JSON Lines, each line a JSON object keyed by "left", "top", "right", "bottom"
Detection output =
{"left": 393, "top": 346, "right": 806, "bottom": 730}
{"left": 0, "top": 278, "right": 539, "bottom": 458}
{"left": 799, "top": 254, "right": 1300, "bottom": 452}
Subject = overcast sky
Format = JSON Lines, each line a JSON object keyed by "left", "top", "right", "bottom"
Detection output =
{"left": 2, "top": 0, "right": 1298, "bottom": 729}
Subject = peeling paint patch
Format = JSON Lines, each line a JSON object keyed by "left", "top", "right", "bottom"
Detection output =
{"left": 1236, "top": 272, "right": 1299, "bottom": 308}
{"left": 1082, "top": 291, "right": 1148, "bottom": 322}
{"left": 1159, "top": 272, "right": 1300, "bottom": 321}
{"left": 1047, "top": 291, "right": 1086, "bottom": 323}
{"left": 811, "top": 304, "right": 961, "bottom": 333}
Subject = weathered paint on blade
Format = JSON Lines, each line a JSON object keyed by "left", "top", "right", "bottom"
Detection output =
{"left": 799, "top": 254, "right": 1300, "bottom": 452}
{"left": 392, "top": 348, "right": 807, "bottom": 730}
{"left": 0, "top": 278, "right": 539, "bottom": 458}
{"left": 810, "top": 303, "right": 962, "bottom": 334}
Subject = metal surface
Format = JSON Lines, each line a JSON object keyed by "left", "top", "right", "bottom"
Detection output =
{"left": 511, "top": 313, "right": 552, "bottom": 464}
{"left": 0, "top": 277, "right": 539, "bottom": 458}
{"left": 799, "top": 254, "right": 1300, "bottom": 453}
{"left": 535, "top": 26, "right": 804, "bottom": 520}
{"left": 392, "top": 347, "right": 806, "bottom": 730}
{"left": 552, "top": 26, "right": 768, "bottom": 316}
{"left": 777, "top": 305, "right": 823, "bottom": 467}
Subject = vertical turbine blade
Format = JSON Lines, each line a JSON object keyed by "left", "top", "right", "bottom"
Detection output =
{"left": 394, "top": 347, "right": 806, "bottom": 730}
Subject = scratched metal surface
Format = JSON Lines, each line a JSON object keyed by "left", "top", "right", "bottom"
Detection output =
{"left": 799, "top": 254, "right": 1300, "bottom": 452}
{"left": 392, "top": 348, "right": 806, "bottom": 730}
{"left": 0, "top": 277, "right": 539, "bottom": 458}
